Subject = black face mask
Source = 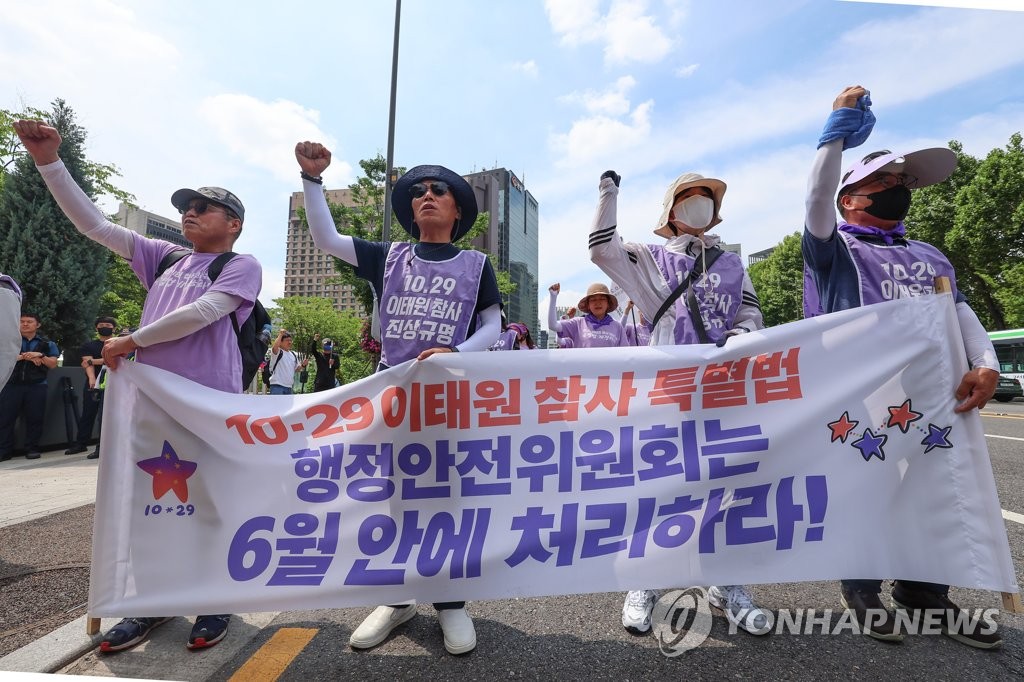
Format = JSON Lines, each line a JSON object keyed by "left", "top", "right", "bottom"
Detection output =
{"left": 861, "top": 185, "right": 912, "bottom": 221}
{"left": 97, "top": 327, "right": 114, "bottom": 337}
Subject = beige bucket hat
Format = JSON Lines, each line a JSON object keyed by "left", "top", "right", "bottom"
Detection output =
{"left": 653, "top": 172, "right": 727, "bottom": 238}
{"left": 577, "top": 283, "right": 618, "bottom": 313}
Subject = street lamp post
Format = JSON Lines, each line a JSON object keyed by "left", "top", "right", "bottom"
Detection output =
{"left": 382, "top": 0, "right": 402, "bottom": 242}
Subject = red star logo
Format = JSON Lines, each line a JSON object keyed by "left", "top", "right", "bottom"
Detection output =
{"left": 828, "top": 411, "right": 858, "bottom": 443}
{"left": 887, "top": 399, "right": 922, "bottom": 433}
{"left": 137, "top": 441, "right": 197, "bottom": 503}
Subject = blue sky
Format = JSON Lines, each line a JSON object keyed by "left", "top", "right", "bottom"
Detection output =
{"left": 3, "top": 0, "right": 1024, "bottom": 327}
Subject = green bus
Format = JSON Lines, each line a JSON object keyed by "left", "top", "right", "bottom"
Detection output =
{"left": 988, "top": 329, "right": 1024, "bottom": 401}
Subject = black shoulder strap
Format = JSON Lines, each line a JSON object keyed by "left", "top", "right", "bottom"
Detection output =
{"left": 155, "top": 249, "right": 191, "bottom": 280}
{"left": 650, "top": 246, "right": 724, "bottom": 330}
{"left": 208, "top": 252, "right": 237, "bottom": 283}
{"left": 207, "top": 252, "right": 243, "bottom": 338}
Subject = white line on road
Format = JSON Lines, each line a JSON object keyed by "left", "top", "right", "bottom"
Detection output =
{"left": 1004, "top": 509, "right": 1024, "bottom": 525}
{"left": 985, "top": 434, "right": 1024, "bottom": 524}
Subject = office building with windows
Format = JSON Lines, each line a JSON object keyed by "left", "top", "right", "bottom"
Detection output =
{"left": 114, "top": 203, "right": 190, "bottom": 248}
{"left": 285, "top": 188, "right": 364, "bottom": 313}
{"left": 464, "top": 168, "right": 540, "bottom": 333}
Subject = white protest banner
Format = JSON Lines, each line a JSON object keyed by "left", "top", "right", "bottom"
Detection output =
{"left": 88, "top": 294, "right": 1018, "bottom": 616}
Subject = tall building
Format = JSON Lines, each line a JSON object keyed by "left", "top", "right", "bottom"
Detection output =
{"left": 114, "top": 203, "right": 190, "bottom": 248}
{"left": 285, "top": 189, "right": 364, "bottom": 313}
{"left": 464, "top": 168, "right": 540, "bottom": 333}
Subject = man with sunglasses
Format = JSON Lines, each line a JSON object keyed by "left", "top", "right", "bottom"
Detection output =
{"left": 803, "top": 87, "right": 1001, "bottom": 648}
{"left": 14, "top": 120, "right": 262, "bottom": 653}
{"left": 295, "top": 141, "right": 501, "bottom": 655}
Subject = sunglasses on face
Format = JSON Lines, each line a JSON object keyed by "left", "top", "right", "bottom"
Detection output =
{"left": 408, "top": 181, "right": 451, "bottom": 199}
{"left": 179, "top": 199, "right": 233, "bottom": 217}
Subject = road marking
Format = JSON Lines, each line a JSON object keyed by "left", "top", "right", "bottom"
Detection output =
{"left": 228, "top": 627, "right": 318, "bottom": 682}
{"left": 981, "top": 413, "right": 1024, "bottom": 420}
{"left": 1004, "top": 510, "right": 1024, "bottom": 525}
{"left": 985, "top": 434, "right": 1024, "bottom": 441}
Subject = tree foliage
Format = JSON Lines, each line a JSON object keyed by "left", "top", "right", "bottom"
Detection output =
{"left": 0, "top": 100, "right": 112, "bottom": 352}
{"left": 97, "top": 256, "right": 146, "bottom": 329}
{"left": 268, "top": 296, "right": 374, "bottom": 386}
{"left": 748, "top": 232, "right": 804, "bottom": 327}
{"left": 907, "top": 133, "right": 1024, "bottom": 329}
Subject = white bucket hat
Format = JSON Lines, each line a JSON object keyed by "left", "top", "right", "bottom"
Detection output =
{"left": 653, "top": 172, "right": 727, "bottom": 238}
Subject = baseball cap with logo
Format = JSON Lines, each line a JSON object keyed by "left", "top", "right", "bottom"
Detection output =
{"left": 171, "top": 186, "right": 246, "bottom": 223}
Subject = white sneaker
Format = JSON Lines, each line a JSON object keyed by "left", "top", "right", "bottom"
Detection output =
{"left": 349, "top": 604, "right": 417, "bottom": 649}
{"left": 437, "top": 607, "right": 476, "bottom": 654}
{"left": 708, "top": 585, "right": 771, "bottom": 635}
{"left": 621, "top": 589, "right": 657, "bottom": 634}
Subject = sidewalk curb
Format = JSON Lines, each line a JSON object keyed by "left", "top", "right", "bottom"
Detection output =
{"left": 0, "top": 615, "right": 115, "bottom": 673}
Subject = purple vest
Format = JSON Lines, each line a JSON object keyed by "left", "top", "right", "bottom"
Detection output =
{"left": 379, "top": 243, "right": 485, "bottom": 366}
{"left": 624, "top": 322, "right": 652, "bottom": 347}
{"left": 646, "top": 245, "right": 744, "bottom": 344}
{"left": 559, "top": 316, "right": 627, "bottom": 348}
{"left": 838, "top": 226, "right": 959, "bottom": 305}
{"left": 490, "top": 329, "right": 518, "bottom": 351}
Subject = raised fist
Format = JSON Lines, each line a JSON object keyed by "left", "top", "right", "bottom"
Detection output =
{"left": 549, "top": 283, "right": 560, "bottom": 294}
{"left": 295, "top": 141, "right": 332, "bottom": 177}
{"left": 833, "top": 85, "right": 867, "bottom": 111}
{"left": 601, "top": 170, "right": 621, "bottom": 187}
{"left": 13, "top": 120, "right": 62, "bottom": 165}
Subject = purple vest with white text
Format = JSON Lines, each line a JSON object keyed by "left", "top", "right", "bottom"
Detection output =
{"left": 380, "top": 242, "right": 485, "bottom": 366}
{"left": 837, "top": 227, "right": 958, "bottom": 309}
{"left": 646, "top": 244, "right": 744, "bottom": 345}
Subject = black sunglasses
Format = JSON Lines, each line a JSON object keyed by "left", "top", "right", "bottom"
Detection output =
{"left": 408, "top": 181, "right": 450, "bottom": 199}
{"left": 179, "top": 199, "right": 235, "bottom": 218}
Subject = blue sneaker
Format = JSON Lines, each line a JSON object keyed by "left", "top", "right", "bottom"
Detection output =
{"left": 187, "top": 614, "right": 231, "bottom": 649}
{"left": 99, "top": 617, "right": 170, "bottom": 653}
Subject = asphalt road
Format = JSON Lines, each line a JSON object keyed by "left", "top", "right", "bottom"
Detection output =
{"left": 2, "top": 403, "right": 1023, "bottom": 680}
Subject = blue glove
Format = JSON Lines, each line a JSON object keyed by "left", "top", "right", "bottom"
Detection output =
{"left": 817, "top": 94, "right": 875, "bottom": 150}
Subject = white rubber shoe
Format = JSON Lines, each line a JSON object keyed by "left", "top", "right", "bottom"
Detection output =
{"left": 437, "top": 607, "right": 477, "bottom": 654}
{"left": 348, "top": 604, "right": 417, "bottom": 649}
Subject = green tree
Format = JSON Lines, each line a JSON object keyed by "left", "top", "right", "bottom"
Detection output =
{"left": 268, "top": 296, "right": 373, "bottom": 386}
{"left": 96, "top": 256, "right": 146, "bottom": 329}
{"left": 905, "top": 134, "right": 1024, "bottom": 330}
{"left": 0, "top": 100, "right": 112, "bottom": 352}
{"left": 748, "top": 232, "right": 804, "bottom": 327}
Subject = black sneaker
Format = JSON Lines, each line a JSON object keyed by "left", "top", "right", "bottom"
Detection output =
{"left": 891, "top": 584, "right": 1002, "bottom": 649}
{"left": 840, "top": 587, "right": 903, "bottom": 641}
{"left": 187, "top": 614, "right": 231, "bottom": 649}
{"left": 99, "top": 617, "right": 171, "bottom": 653}
{"left": 65, "top": 444, "right": 87, "bottom": 455}
{"left": 25, "top": 451, "right": 41, "bottom": 460}
{"left": 87, "top": 449, "right": 99, "bottom": 460}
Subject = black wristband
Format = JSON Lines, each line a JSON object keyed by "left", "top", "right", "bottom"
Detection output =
{"left": 449, "top": 346, "right": 460, "bottom": 353}
{"left": 300, "top": 171, "right": 323, "bottom": 185}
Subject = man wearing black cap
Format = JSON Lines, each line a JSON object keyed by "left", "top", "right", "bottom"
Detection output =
{"left": 295, "top": 140, "right": 502, "bottom": 655}
{"left": 15, "top": 120, "right": 262, "bottom": 653}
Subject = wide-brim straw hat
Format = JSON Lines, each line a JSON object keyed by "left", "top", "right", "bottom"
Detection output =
{"left": 577, "top": 283, "right": 618, "bottom": 313}
{"left": 653, "top": 172, "right": 726, "bottom": 238}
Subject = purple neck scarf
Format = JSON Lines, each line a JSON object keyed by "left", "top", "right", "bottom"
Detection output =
{"left": 586, "top": 313, "right": 611, "bottom": 327}
{"left": 839, "top": 221, "right": 906, "bottom": 245}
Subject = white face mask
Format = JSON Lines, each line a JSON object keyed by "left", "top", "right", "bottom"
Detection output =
{"left": 671, "top": 195, "right": 715, "bottom": 230}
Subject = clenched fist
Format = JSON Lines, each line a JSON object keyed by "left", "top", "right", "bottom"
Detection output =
{"left": 295, "top": 141, "right": 332, "bottom": 177}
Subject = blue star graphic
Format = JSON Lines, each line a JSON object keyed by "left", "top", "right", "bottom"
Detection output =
{"left": 921, "top": 423, "right": 953, "bottom": 453}
{"left": 851, "top": 428, "right": 887, "bottom": 462}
